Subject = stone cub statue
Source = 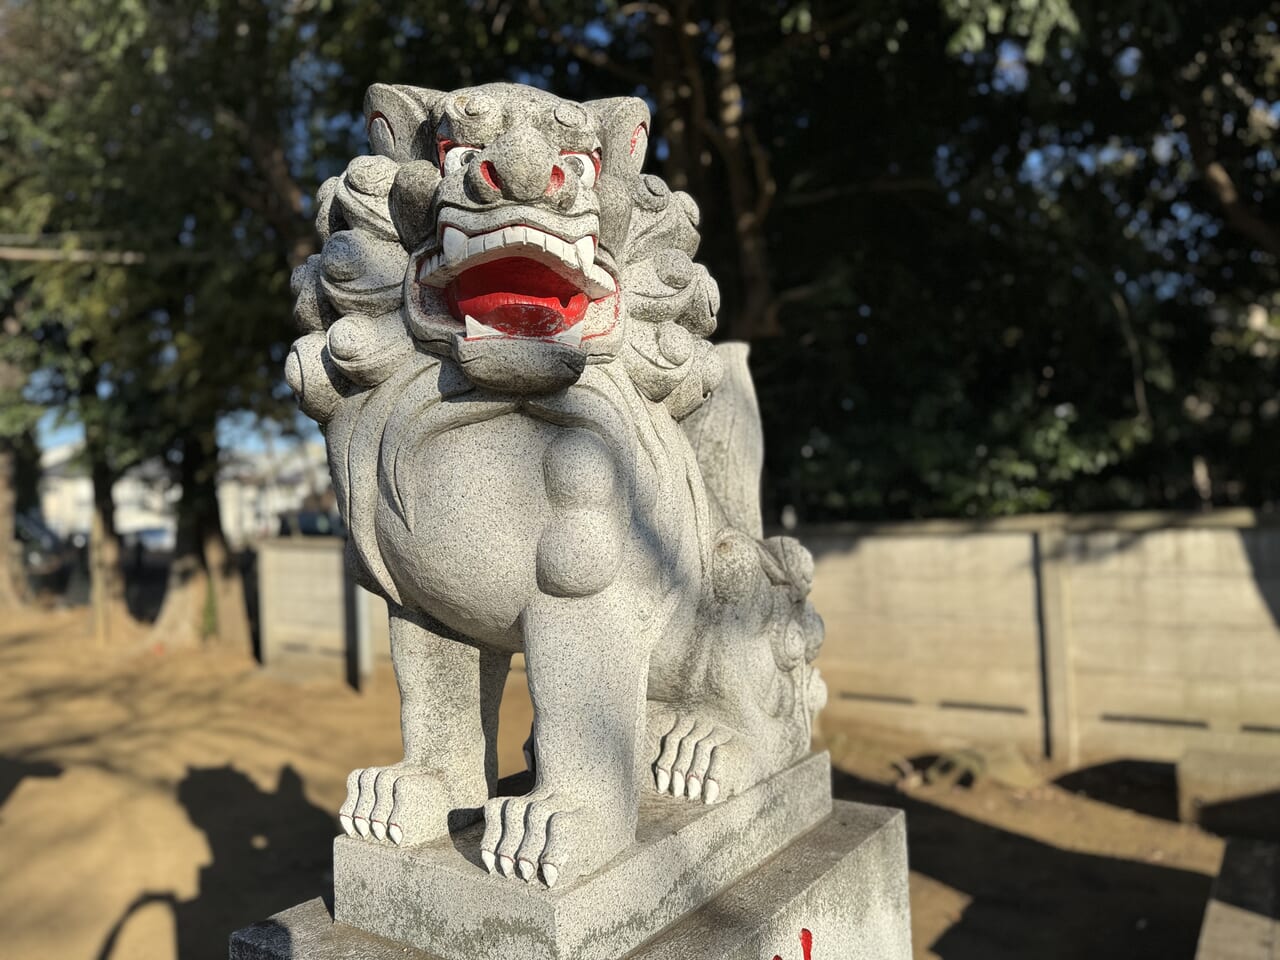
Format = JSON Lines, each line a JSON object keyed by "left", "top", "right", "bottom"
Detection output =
{"left": 287, "top": 82, "right": 825, "bottom": 888}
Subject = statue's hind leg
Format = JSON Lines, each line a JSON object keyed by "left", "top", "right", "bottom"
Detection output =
{"left": 646, "top": 708, "right": 749, "bottom": 804}
{"left": 646, "top": 532, "right": 826, "bottom": 805}
{"left": 340, "top": 605, "right": 509, "bottom": 846}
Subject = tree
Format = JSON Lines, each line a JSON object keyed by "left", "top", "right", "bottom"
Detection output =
{"left": 0, "top": 0, "right": 562, "bottom": 648}
{"left": 4, "top": 0, "right": 1278, "bottom": 609}
{"left": 0, "top": 353, "right": 31, "bottom": 609}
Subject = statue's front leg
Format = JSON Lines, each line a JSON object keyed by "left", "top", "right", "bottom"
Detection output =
{"left": 479, "top": 592, "right": 649, "bottom": 888}
{"left": 340, "top": 605, "right": 509, "bottom": 846}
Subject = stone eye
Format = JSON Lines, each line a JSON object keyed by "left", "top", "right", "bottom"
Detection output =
{"left": 443, "top": 145, "right": 481, "bottom": 176}
{"left": 561, "top": 151, "right": 599, "bottom": 188}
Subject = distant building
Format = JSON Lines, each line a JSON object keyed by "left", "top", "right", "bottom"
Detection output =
{"left": 39, "top": 443, "right": 176, "bottom": 543}
{"left": 217, "top": 442, "right": 332, "bottom": 547}
{"left": 39, "top": 440, "right": 331, "bottom": 550}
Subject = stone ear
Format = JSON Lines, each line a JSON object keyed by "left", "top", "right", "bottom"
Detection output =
{"left": 585, "top": 97, "right": 651, "bottom": 176}
{"left": 364, "top": 84, "right": 442, "bottom": 163}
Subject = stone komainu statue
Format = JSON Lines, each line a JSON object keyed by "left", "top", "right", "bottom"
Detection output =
{"left": 286, "top": 82, "right": 826, "bottom": 889}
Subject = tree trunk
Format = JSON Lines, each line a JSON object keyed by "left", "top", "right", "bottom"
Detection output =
{"left": 0, "top": 349, "right": 26, "bottom": 608}
{"left": 150, "top": 427, "right": 250, "bottom": 654}
{"left": 86, "top": 448, "right": 132, "bottom": 643}
{"left": 649, "top": 5, "right": 778, "bottom": 342}
{"left": 709, "top": 3, "right": 777, "bottom": 340}
{"left": 0, "top": 442, "right": 24, "bottom": 609}
{"left": 80, "top": 364, "right": 134, "bottom": 642}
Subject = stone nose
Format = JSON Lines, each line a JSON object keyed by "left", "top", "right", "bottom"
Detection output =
{"left": 481, "top": 125, "right": 564, "bottom": 202}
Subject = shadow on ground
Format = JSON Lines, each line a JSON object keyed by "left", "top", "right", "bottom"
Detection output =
{"left": 96, "top": 764, "right": 334, "bottom": 960}
{"left": 0, "top": 756, "right": 62, "bottom": 810}
{"left": 1199, "top": 789, "right": 1280, "bottom": 844}
{"left": 81, "top": 755, "right": 1214, "bottom": 959}
{"left": 833, "top": 767, "right": 1211, "bottom": 960}
{"left": 1054, "top": 760, "right": 1181, "bottom": 822}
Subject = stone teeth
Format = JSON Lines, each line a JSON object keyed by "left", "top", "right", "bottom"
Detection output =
{"left": 552, "top": 323, "right": 584, "bottom": 347}
{"left": 465, "top": 314, "right": 503, "bottom": 339}
{"left": 417, "top": 252, "right": 452, "bottom": 287}
{"left": 443, "top": 227, "right": 467, "bottom": 264}
{"left": 582, "top": 262, "right": 616, "bottom": 297}
{"left": 423, "top": 224, "right": 606, "bottom": 291}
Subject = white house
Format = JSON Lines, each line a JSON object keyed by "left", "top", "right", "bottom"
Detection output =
{"left": 39, "top": 440, "right": 331, "bottom": 550}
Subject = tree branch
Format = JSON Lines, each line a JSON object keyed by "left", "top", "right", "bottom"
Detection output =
{"left": 1180, "top": 97, "right": 1280, "bottom": 263}
{"left": 524, "top": 2, "right": 652, "bottom": 87}
{"left": 214, "top": 106, "right": 314, "bottom": 268}
{"left": 0, "top": 246, "right": 145, "bottom": 265}
{"left": 781, "top": 179, "right": 941, "bottom": 207}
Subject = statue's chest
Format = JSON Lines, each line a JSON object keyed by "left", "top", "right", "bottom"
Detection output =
{"left": 377, "top": 413, "right": 630, "bottom": 639}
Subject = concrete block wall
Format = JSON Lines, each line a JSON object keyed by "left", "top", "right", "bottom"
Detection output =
{"left": 1062, "top": 525, "right": 1280, "bottom": 761}
{"left": 807, "top": 509, "right": 1280, "bottom": 763}
{"left": 257, "top": 537, "right": 390, "bottom": 685}
{"left": 808, "top": 529, "right": 1046, "bottom": 755}
{"left": 257, "top": 510, "right": 1280, "bottom": 763}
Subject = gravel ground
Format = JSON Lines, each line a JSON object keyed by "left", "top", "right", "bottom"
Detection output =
{"left": 0, "top": 610, "right": 1222, "bottom": 959}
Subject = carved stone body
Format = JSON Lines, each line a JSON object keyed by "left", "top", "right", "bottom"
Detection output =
{"left": 286, "top": 82, "right": 826, "bottom": 889}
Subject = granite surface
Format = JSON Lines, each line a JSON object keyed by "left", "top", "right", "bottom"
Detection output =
{"left": 333, "top": 752, "right": 833, "bottom": 960}
{"left": 231, "top": 798, "right": 911, "bottom": 960}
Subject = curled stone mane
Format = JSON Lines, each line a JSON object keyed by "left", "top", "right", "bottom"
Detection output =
{"left": 287, "top": 89, "right": 726, "bottom": 600}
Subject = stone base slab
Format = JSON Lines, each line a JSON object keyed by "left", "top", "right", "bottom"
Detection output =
{"left": 1195, "top": 837, "right": 1280, "bottom": 960}
{"left": 332, "top": 752, "right": 833, "bottom": 960}
{"left": 230, "top": 799, "right": 912, "bottom": 960}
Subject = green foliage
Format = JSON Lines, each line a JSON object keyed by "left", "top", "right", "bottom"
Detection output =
{"left": 0, "top": 0, "right": 1276, "bottom": 524}
{"left": 751, "top": 0, "right": 1280, "bottom": 518}
{"left": 942, "top": 0, "right": 1080, "bottom": 62}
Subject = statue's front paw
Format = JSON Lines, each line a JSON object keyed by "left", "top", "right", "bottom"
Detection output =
{"left": 478, "top": 791, "right": 628, "bottom": 889}
{"left": 338, "top": 763, "right": 458, "bottom": 846}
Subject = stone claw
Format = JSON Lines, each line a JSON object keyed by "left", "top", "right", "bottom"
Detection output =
{"left": 339, "top": 764, "right": 457, "bottom": 848}
{"left": 648, "top": 710, "right": 741, "bottom": 803}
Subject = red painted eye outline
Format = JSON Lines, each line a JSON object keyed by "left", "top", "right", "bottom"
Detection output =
{"left": 435, "top": 137, "right": 455, "bottom": 170}
{"left": 436, "top": 140, "right": 601, "bottom": 188}
{"left": 437, "top": 139, "right": 485, "bottom": 175}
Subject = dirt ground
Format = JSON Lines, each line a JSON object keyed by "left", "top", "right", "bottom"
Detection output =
{"left": 0, "top": 610, "right": 1223, "bottom": 960}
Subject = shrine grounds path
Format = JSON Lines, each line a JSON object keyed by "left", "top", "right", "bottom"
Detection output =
{"left": 0, "top": 610, "right": 1223, "bottom": 960}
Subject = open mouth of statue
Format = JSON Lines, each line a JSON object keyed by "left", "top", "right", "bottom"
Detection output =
{"left": 448, "top": 259, "right": 590, "bottom": 344}
{"left": 416, "top": 224, "right": 616, "bottom": 347}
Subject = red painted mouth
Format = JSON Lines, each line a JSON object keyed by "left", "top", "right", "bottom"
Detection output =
{"left": 446, "top": 258, "right": 590, "bottom": 338}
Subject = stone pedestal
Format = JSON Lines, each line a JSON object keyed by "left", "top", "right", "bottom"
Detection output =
{"left": 231, "top": 798, "right": 912, "bottom": 960}
{"left": 333, "top": 753, "right": 833, "bottom": 960}
{"left": 1194, "top": 838, "right": 1280, "bottom": 960}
